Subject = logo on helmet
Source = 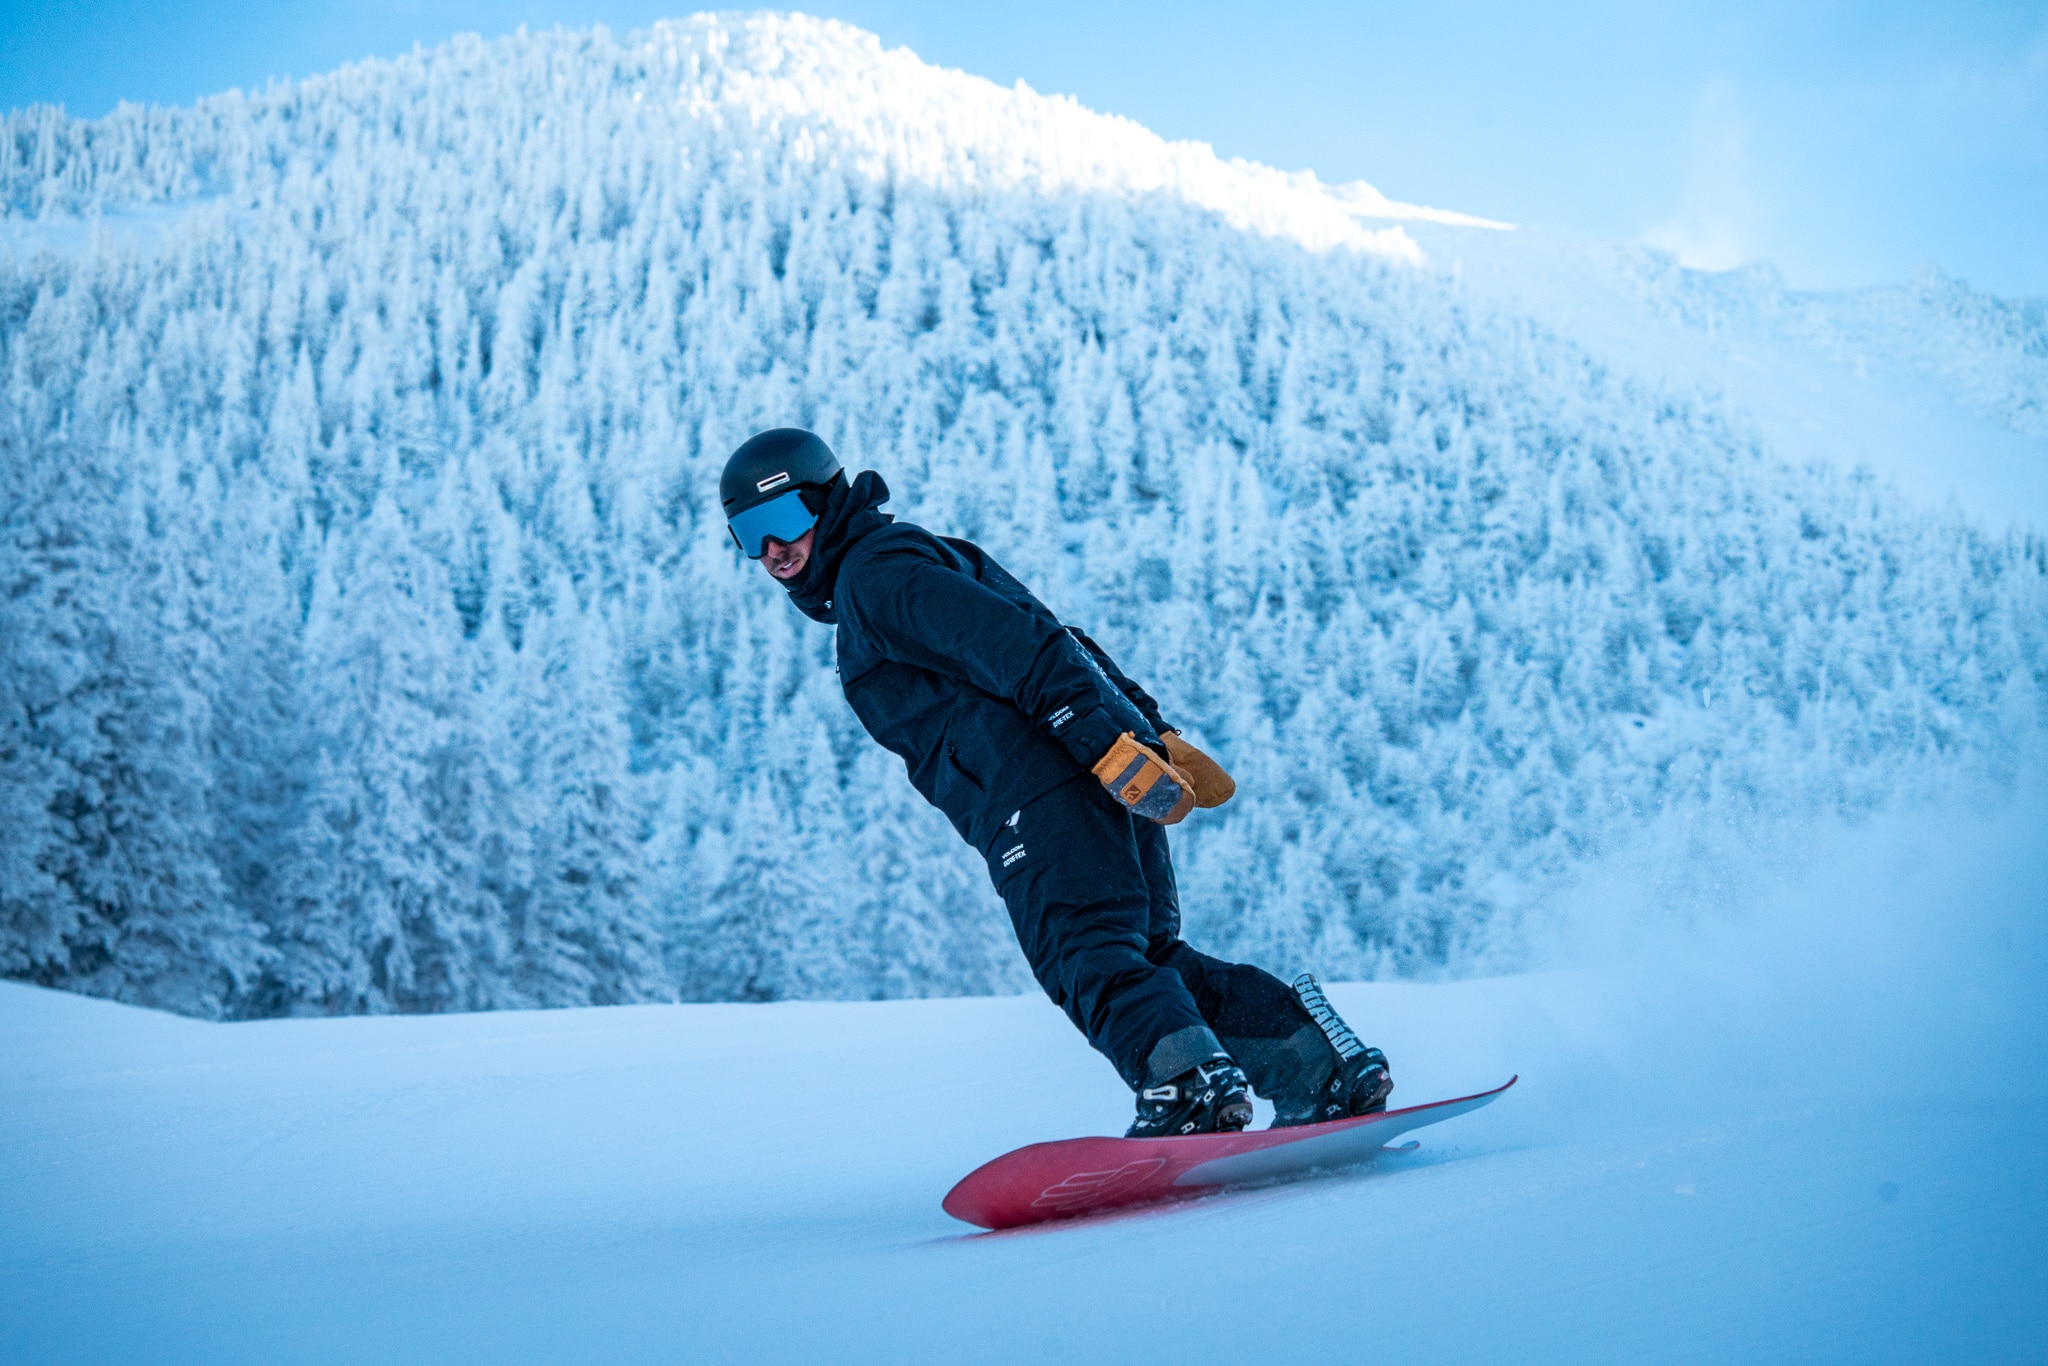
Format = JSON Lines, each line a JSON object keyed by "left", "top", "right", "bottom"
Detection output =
{"left": 756, "top": 471, "right": 791, "bottom": 493}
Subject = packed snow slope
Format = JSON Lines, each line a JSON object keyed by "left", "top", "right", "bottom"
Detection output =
{"left": 3, "top": 796, "right": 2044, "bottom": 1366}
{"left": 3, "top": 12, "right": 2045, "bottom": 1021}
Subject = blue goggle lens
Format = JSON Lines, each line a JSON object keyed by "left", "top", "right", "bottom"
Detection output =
{"left": 727, "top": 489, "right": 819, "bottom": 558}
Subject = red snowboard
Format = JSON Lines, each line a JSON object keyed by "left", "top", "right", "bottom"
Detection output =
{"left": 943, "top": 1075, "right": 1516, "bottom": 1230}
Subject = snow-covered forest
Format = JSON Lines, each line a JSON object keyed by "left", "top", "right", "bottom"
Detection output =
{"left": 3, "top": 13, "right": 2043, "bottom": 1019}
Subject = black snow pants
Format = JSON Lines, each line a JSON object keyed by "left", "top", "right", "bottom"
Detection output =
{"left": 984, "top": 773, "right": 1326, "bottom": 1095}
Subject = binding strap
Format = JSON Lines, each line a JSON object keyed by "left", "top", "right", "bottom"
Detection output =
{"left": 1292, "top": 973, "right": 1367, "bottom": 1062}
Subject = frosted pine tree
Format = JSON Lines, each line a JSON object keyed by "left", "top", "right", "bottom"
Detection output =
{"left": 271, "top": 493, "right": 505, "bottom": 1012}
{"left": 0, "top": 427, "right": 264, "bottom": 1015}
{"left": 515, "top": 586, "right": 667, "bottom": 1006}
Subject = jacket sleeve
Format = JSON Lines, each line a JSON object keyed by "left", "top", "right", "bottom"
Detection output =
{"left": 841, "top": 543, "right": 1159, "bottom": 770}
{"left": 1065, "top": 626, "right": 1172, "bottom": 737}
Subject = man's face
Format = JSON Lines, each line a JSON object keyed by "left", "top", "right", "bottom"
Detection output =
{"left": 760, "top": 526, "right": 816, "bottom": 581}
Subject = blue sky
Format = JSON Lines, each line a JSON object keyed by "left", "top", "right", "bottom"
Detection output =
{"left": 4, "top": 0, "right": 2043, "bottom": 294}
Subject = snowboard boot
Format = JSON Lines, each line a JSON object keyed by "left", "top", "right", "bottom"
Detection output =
{"left": 1270, "top": 974, "right": 1394, "bottom": 1129}
{"left": 1126, "top": 1055, "right": 1255, "bottom": 1138}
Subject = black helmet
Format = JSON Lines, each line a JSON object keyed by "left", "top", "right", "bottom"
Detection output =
{"left": 720, "top": 428, "right": 844, "bottom": 558}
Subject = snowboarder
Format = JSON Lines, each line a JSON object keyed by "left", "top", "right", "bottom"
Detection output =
{"left": 721, "top": 428, "right": 1393, "bottom": 1137}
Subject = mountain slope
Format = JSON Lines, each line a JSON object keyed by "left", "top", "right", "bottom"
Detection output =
{"left": 1, "top": 13, "right": 2043, "bottom": 1018}
{"left": 1402, "top": 223, "right": 2048, "bottom": 528}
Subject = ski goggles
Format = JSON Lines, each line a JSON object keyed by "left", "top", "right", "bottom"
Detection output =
{"left": 726, "top": 488, "right": 820, "bottom": 558}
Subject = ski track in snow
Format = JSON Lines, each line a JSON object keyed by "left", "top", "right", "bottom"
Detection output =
{"left": 5, "top": 790, "right": 2044, "bottom": 1366}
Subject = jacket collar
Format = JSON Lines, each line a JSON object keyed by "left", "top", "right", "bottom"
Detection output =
{"left": 784, "top": 470, "right": 893, "bottom": 623}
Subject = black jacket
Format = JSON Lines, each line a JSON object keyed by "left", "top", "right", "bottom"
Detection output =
{"left": 784, "top": 472, "right": 1170, "bottom": 853}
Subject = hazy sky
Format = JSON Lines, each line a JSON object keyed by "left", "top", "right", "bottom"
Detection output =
{"left": 4, "top": 0, "right": 2044, "bottom": 294}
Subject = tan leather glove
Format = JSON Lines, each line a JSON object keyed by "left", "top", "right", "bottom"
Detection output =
{"left": 1091, "top": 732, "right": 1196, "bottom": 825}
{"left": 1161, "top": 730, "right": 1236, "bottom": 808}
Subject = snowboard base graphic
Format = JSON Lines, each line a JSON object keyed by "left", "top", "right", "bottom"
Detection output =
{"left": 943, "top": 1076, "right": 1516, "bottom": 1230}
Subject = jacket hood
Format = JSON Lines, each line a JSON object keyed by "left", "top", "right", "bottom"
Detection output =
{"left": 784, "top": 469, "right": 893, "bottom": 623}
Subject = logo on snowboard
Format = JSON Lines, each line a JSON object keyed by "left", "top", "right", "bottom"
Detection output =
{"left": 1030, "top": 1158, "right": 1169, "bottom": 1213}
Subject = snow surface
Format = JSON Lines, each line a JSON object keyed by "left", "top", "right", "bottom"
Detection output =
{"left": 5, "top": 793, "right": 2043, "bottom": 1365}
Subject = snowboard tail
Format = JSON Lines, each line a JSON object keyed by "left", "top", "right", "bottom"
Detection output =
{"left": 943, "top": 1076, "right": 1516, "bottom": 1230}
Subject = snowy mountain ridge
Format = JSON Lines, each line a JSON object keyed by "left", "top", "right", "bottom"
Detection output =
{"left": 6, "top": 8, "right": 2037, "bottom": 462}
{"left": 1, "top": 13, "right": 2043, "bottom": 1020}
{"left": 3, "top": 13, "right": 1439, "bottom": 260}
{"left": 1407, "top": 222, "right": 2048, "bottom": 528}
{"left": 9, "top": 12, "right": 2039, "bottom": 489}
